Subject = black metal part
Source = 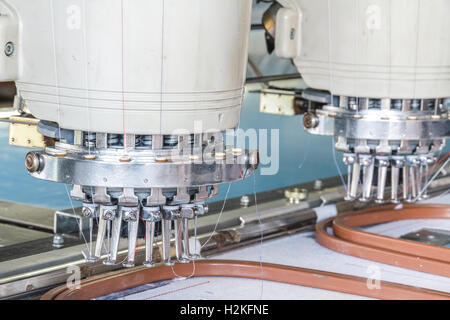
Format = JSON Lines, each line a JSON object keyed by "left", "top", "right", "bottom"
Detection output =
{"left": 37, "top": 120, "right": 74, "bottom": 144}
{"left": 121, "top": 219, "right": 162, "bottom": 239}
{"left": 246, "top": 73, "right": 302, "bottom": 84}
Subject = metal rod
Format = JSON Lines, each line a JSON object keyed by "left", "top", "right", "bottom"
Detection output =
{"left": 422, "top": 163, "right": 430, "bottom": 199}
{"left": 403, "top": 166, "right": 410, "bottom": 201}
{"left": 190, "top": 215, "right": 201, "bottom": 260}
{"left": 376, "top": 161, "right": 388, "bottom": 203}
{"left": 251, "top": 24, "right": 265, "bottom": 30}
{"left": 246, "top": 73, "right": 302, "bottom": 84}
{"left": 94, "top": 216, "right": 107, "bottom": 258}
{"left": 345, "top": 164, "right": 352, "bottom": 200}
{"left": 417, "top": 165, "right": 424, "bottom": 199}
{"left": 175, "top": 219, "right": 189, "bottom": 263}
{"left": 143, "top": 221, "right": 155, "bottom": 268}
{"left": 349, "top": 162, "right": 360, "bottom": 199}
{"left": 107, "top": 221, "right": 111, "bottom": 260}
{"left": 89, "top": 218, "right": 93, "bottom": 257}
{"left": 104, "top": 211, "right": 122, "bottom": 265}
{"left": 360, "top": 156, "right": 374, "bottom": 202}
{"left": 123, "top": 217, "right": 139, "bottom": 268}
{"left": 409, "top": 166, "right": 418, "bottom": 200}
{"left": 182, "top": 218, "right": 191, "bottom": 259}
{"left": 391, "top": 166, "right": 400, "bottom": 203}
{"left": 162, "top": 219, "right": 174, "bottom": 266}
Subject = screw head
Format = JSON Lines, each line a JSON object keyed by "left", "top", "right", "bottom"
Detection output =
{"left": 180, "top": 205, "right": 195, "bottom": 219}
{"left": 359, "top": 156, "right": 372, "bottom": 167}
{"left": 303, "top": 113, "right": 319, "bottom": 129}
{"left": 393, "top": 159, "right": 405, "bottom": 168}
{"left": 194, "top": 204, "right": 208, "bottom": 216}
{"left": 343, "top": 155, "right": 355, "bottom": 165}
{"left": 102, "top": 210, "right": 115, "bottom": 220}
{"left": 123, "top": 209, "right": 138, "bottom": 222}
{"left": 81, "top": 206, "right": 93, "bottom": 218}
{"left": 142, "top": 207, "right": 162, "bottom": 221}
{"left": 25, "top": 152, "right": 42, "bottom": 173}
{"left": 4, "top": 42, "right": 14, "bottom": 57}
{"left": 162, "top": 205, "right": 181, "bottom": 219}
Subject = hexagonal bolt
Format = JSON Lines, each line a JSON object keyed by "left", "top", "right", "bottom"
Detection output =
{"left": 53, "top": 234, "right": 64, "bottom": 248}
{"left": 313, "top": 179, "right": 324, "bottom": 191}
{"left": 240, "top": 195, "right": 251, "bottom": 207}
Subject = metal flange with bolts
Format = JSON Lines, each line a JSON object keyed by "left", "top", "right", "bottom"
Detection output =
{"left": 25, "top": 131, "right": 258, "bottom": 269}
{"left": 303, "top": 95, "right": 449, "bottom": 203}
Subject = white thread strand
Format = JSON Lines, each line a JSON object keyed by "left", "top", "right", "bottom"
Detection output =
{"left": 298, "top": 133, "right": 311, "bottom": 169}
{"left": 331, "top": 137, "right": 348, "bottom": 193}
{"left": 50, "top": 0, "right": 90, "bottom": 252}
{"left": 81, "top": 0, "right": 92, "bottom": 155}
{"left": 415, "top": 155, "right": 450, "bottom": 201}
{"left": 253, "top": 173, "right": 264, "bottom": 300}
{"left": 200, "top": 182, "right": 233, "bottom": 249}
{"left": 327, "top": 0, "right": 334, "bottom": 105}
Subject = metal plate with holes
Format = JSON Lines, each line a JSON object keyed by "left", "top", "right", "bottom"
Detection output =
{"left": 401, "top": 228, "right": 450, "bottom": 247}
{"left": 8, "top": 116, "right": 45, "bottom": 148}
{"left": 308, "top": 106, "right": 450, "bottom": 140}
{"left": 260, "top": 90, "right": 298, "bottom": 116}
{"left": 30, "top": 148, "right": 257, "bottom": 188}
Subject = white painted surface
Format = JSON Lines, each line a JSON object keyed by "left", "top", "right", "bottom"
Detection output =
{"left": 101, "top": 195, "right": 450, "bottom": 300}
{"left": 5, "top": 0, "right": 252, "bottom": 134}
{"left": 277, "top": 0, "right": 450, "bottom": 99}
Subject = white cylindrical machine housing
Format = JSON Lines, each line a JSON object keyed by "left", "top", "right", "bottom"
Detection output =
{"left": 277, "top": 0, "right": 450, "bottom": 99}
{"left": 1, "top": 0, "right": 252, "bottom": 134}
